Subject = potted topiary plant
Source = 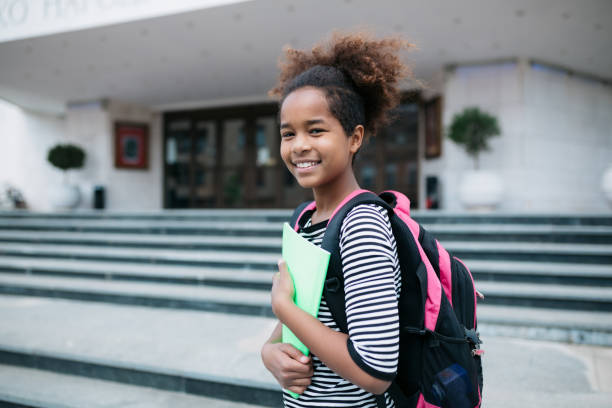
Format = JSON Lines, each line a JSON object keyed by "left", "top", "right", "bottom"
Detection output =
{"left": 47, "top": 143, "right": 86, "bottom": 209}
{"left": 447, "top": 107, "right": 503, "bottom": 210}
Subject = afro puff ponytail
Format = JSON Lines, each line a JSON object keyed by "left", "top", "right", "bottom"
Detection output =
{"left": 270, "top": 31, "right": 415, "bottom": 138}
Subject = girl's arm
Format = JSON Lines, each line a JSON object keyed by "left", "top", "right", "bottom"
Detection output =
{"left": 260, "top": 320, "right": 314, "bottom": 394}
{"left": 272, "top": 261, "right": 391, "bottom": 395}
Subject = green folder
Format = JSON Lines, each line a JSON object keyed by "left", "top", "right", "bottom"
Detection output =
{"left": 280, "top": 222, "right": 330, "bottom": 398}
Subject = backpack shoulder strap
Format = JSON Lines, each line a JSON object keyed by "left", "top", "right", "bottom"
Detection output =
{"left": 320, "top": 191, "right": 393, "bottom": 333}
{"left": 290, "top": 200, "right": 315, "bottom": 230}
{"left": 323, "top": 190, "right": 430, "bottom": 405}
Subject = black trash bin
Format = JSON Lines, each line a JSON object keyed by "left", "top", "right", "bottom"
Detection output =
{"left": 426, "top": 176, "right": 440, "bottom": 209}
{"left": 93, "top": 186, "right": 105, "bottom": 209}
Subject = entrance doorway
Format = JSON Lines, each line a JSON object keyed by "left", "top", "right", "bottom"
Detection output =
{"left": 163, "top": 98, "right": 420, "bottom": 209}
{"left": 164, "top": 104, "right": 289, "bottom": 208}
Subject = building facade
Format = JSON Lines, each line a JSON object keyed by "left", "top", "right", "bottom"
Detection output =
{"left": 1, "top": 0, "right": 611, "bottom": 212}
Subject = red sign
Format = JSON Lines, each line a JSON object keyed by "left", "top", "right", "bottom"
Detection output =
{"left": 114, "top": 122, "right": 149, "bottom": 169}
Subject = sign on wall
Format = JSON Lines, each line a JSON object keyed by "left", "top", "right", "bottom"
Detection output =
{"left": 114, "top": 121, "right": 148, "bottom": 170}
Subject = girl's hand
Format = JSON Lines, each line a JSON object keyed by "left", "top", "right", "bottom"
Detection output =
{"left": 271, "top": 259, "right": 295, "bottom": 317}
{"left": 261, "top": 342, "right": 314, "bottom": 395}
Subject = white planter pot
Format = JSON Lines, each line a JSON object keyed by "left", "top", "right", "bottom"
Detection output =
{"left": 459, "top": 170, "right": 503, "bottom": 211}
{"left": 50, "top": 183, "right": 81, "bottom": 210}
{"left": 602, "top": 164, "right": 612, "bottom": 207}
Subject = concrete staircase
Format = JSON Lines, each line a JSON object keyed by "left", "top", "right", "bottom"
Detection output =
{"left": 0, "top": 209, "right": 611, "bottom": 407}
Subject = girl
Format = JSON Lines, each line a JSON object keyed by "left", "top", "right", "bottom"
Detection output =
{"left": 261, "top": 32, "right": 414, "bottom": 408}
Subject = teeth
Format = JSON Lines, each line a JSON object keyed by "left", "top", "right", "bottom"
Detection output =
{"left": 296, "top": 162, "right": 318, "bottom": 168}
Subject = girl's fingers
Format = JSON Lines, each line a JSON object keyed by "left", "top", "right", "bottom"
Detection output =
{"left": 287, "top": 385, "right": 308, "bottom": 395}
{"left": 277, "top": 260, "right": 292, "bottom": 282}
{"left": 285, "top": 366, "right": 314, "bottom": 379}
{"left": 282, "top": 357, "right": 313, "bottom": 376}
{"left": 279, "top": 343, "right": 311, "bottom": 364}
{"left": 288, "top": 377, "right": 312, "bottom": 386}
{"left": 272, "top": 258, "right": 295, "bottom": 301}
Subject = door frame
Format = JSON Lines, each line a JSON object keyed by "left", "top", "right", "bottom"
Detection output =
{"left": 163, "top": 103, "right": 279, "bottom": 209}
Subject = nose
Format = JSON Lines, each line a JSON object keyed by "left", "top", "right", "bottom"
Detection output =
{"left": 292, "top": 132, "right": 311, "bottom": 154}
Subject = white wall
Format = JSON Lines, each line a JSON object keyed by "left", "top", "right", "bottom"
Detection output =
{"left": 106, "top": 101, "right": 163, "bottom": 211}
{"left": 66, "top": 100, "right": 162, "bottom": 211}
{"left": 422, "top": 60, "right": 612, "bottom": 212}
{"left": 0, "top": 98, "right": 66, "bottom": 211}
{"left": 522, "top": 64, "right": 612, "bottom": 212}
{"left": 0, "top": 98, "right": 162, "bottom": 211}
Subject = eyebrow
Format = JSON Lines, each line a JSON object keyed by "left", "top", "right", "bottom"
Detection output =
{"left": 280, "top": 119, "right": 326, "bottom": 129}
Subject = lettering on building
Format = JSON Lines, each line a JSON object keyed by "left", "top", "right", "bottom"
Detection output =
{"left": 0, "top": 0, "right": 29, "bottom": 27}
{"left": 0, "top": 0, "right": 150, "bottom": 28}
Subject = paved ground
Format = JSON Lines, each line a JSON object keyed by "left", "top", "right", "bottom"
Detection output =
{"left": 0, "top": 295, "right": 611, "bottom": 407}
{"left": 481, "top": 336, "right": 612, "bottom": 407}
{"left": 0, "top": 364, "right": 266, "bottom": 408}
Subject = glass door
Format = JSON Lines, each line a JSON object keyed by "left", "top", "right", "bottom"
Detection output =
{"left": 193, "top": 120, "right": 217, "bottom": 207}
{"left": 355, "top": 102, "right": 420, "bottom": 207}
{"left": 220, "top": 119, "right": 247, "bottom": 208}
{"left": 165, "top": 119, "right": 192, "bottom": 208}
{"left": 252, "top": 116, "right": 282, "bottom": 207}
{"left": 382, "top": 103, "right": 419, "bottom": 205}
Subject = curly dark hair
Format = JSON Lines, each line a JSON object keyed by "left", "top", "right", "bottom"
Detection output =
{"left": 270, "top": 32, "right": 415, "bottom": 138}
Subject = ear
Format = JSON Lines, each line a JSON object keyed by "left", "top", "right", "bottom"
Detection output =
{"left": 348, "top": 125, "right": 365, "bottom": 154}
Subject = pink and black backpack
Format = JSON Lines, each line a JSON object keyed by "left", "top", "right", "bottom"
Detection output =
{"left": 290, "top": 189, "right": 483, "bottom": 408}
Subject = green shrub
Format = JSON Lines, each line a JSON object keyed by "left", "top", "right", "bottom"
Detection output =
{"left": 447, "top": 107, "right": 501, "bottom": 170}
{"left": 47, "top": 144, "right": 86, "bottom": 171}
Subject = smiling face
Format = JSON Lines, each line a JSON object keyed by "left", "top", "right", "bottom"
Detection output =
{"left": 280, "top": 87, "right": 363, "bottom": 192}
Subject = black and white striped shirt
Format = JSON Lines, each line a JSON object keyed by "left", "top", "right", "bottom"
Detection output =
{"left": 283, "top": 204, "right": 401, "bottom": 408}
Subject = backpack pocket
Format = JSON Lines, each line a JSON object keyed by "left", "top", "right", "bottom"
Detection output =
{"left": 418, "top": 329, "right": 480, "bottom": 408}
{"left": 402, "top": 292, "right": 481, "bottom": 408}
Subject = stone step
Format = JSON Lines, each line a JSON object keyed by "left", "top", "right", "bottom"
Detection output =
{"left": 0, "top": 274, "right": 272, "bottom": 316}
{"left": 1, "top": 240, "right": 610, "bottom": 265}
{"left": 465, "top": 260, "right": 612, "bottom": 286}
{"left": 476, "top": 305, "right": 612, "bottom": 345}
{"left": 475, "top": 281, "right": 612, "bottom": 311}
{"left": 447, "top": 242, "right": 612, "bottom": 264}
{"left": 415, "top": 213, "right": 612, "bottom": 226}
{"left": 0, "top": 257, "right": 610, "bottom": 290}
{"left": 1, "top": 272, "right": 611, "bottom": 312}
{"left": 0, "top": 364, "right": 269, "bottom": 408}
{"left": 422, "top": 224, "right": 612, "bottom": 244}
{"left": 3, "top": 209, "right": 612, "bottom": 226}
{"left": 0, "top": 219, "right": 282, "bottom": 237}
{"left": 2, "top": 224, "right": 611, "bottom": 251}
{"left": 0, "top": 295, "right": 280, "bottom": 407}
{"left": 3, "top": 219, "right": 612, "bottom": 242}
{"left": 477, "top": 304, "right": 612, "bottom": 333}
{"left": 0, "top": 243, "right": 280, "bottom": 270}
{"left": 0, "top": 209, "right": 291, "bottom": 222}
{"left": 0, "top": 230, "right": 282, "bottom": 253}
{"left": 0, "top": 256, "right": 272, "bottom": 289}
